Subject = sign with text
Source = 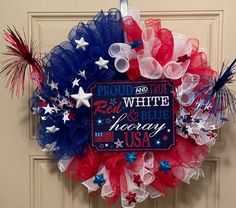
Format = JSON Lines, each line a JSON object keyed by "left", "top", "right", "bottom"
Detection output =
{"left": 90, "top": 80, "right": 175, "bottom": 151}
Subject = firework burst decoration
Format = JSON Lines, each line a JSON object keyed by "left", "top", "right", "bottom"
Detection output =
{"left": 195, "top": 59, "right": 236, "bottom": 121}
{"left": 0, "top": 27, "right": 45, "bottom": 97}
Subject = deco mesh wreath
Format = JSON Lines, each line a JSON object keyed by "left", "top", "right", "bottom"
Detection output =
{"left": 1, "top": 8, "right": 236, "bottom": 208}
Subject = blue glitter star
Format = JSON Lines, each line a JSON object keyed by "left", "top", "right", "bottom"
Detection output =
{"left": 129, "top": 39, "right": 142, "bottom": 49}
{"left": 159, "top": 160, "right": 171, "bottom": 174}
{"left": 126, "top": 152, "right": 137, "bottom": 165}
{"left": 93, "top": 173, "right": 106, "bottom": 186}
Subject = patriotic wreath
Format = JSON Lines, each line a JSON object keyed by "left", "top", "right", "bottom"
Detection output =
{"left": 1, "top": 8, "right": 236, "bottom": 208}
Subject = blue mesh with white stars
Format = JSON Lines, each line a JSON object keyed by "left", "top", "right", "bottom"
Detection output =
{"left": 30, "top": 9, "right": 126, "bottom": 159}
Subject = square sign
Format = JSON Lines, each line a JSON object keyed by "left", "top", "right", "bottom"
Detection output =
{"left": 90, "top": 80, "right": 175, "bottom": 151}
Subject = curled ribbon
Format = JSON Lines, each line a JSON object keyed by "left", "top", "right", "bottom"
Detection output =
{"left": 57, "top": 157, "right": 74, "bottom": 172}
{"left": 108, "top": 19, "right": 193, "bottom": 81}
{"left": 176, "top": 73, "right": 200, "bottom": 106}
{"left": 82, "top": 166, "right": 115, "bottom": 198}
{"left": 109, "top": 43, "right": 137, "bottom": 73}
{"left": 121, "top": 152, "right": 155, "bottom": 208}
{"left": 172, "top": 166, "right": 204, "bottom": 184}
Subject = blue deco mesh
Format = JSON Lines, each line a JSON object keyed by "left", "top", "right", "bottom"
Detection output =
{"left": 30, "top": 9, "right": 126, "bottom": 159}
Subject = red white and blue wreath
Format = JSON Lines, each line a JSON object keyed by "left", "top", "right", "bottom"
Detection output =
{"left": 1, "top": 8, "right": 236, "bottom": 207}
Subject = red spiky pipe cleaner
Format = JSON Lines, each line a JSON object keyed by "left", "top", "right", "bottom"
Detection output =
{"left": 0, "top": 27, "right": 45, "bottom": 97}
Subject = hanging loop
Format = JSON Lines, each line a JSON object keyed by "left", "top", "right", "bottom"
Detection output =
{"left": 120, "top": 0, "right": 128, "bottom": 17}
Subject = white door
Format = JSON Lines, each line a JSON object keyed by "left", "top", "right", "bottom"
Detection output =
{"left": 0, "top": 0, "right": 236, "bottom": 208}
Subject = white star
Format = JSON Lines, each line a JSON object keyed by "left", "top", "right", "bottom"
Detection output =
{"left": 197, "top": 121, "right": 205, "bottom": 130}
{"left": 58, "top": 98, "right": 69, "bottom": 108}
{"left": 48, "top": 81, "right": 58, "bottom": 90}
{"left": 41, "top": 116, "right": 47, "bottom": 120}
{"left": 51, "top": 97, "right": 58, "bottom": 102}
{"left": 43, "top": 104, "right": 54, "bottom": 114}
{"left": 52, "top": 105, "right": 60, "bottom": 113}
{"left": 42, "top": 141, "right": 57, "bottom": 152}
{"left": 63, "top": 111, "right": 70, "bottom": 123}
{"left": 72, "top": 78, "right": 80, "bottom": 87}
{"left": 46, "top": 125, "right": 60, "bottom": 133}
{"left": 114, "top": 138, "right": 124, "bottom": 148}
{"left": 65, "top": 89, "right": 70, "bottom": 97}
{"left": 95, "top": 57, "right": 109, "bottom": 70}
{"left": 78, "top": 70, "right": 87, "bottom": 80}
{"left": 179, "top": 107, "right": 186, "bottom": 117}
{"left": 71, "top": 87, "right": 93, "bottom": 109}
{"left": 186, "top": 125, "right": 194, "bottom": 134}
{"left": 204, "top": 102, "right": 212, "bottom": 111}
{"left": 75, "top": 37, "right": 89, "bottom": 50}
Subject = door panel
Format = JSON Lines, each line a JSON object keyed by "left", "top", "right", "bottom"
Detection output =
{"left": 0, "top": 0, "right": 236, "bottom": 208}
